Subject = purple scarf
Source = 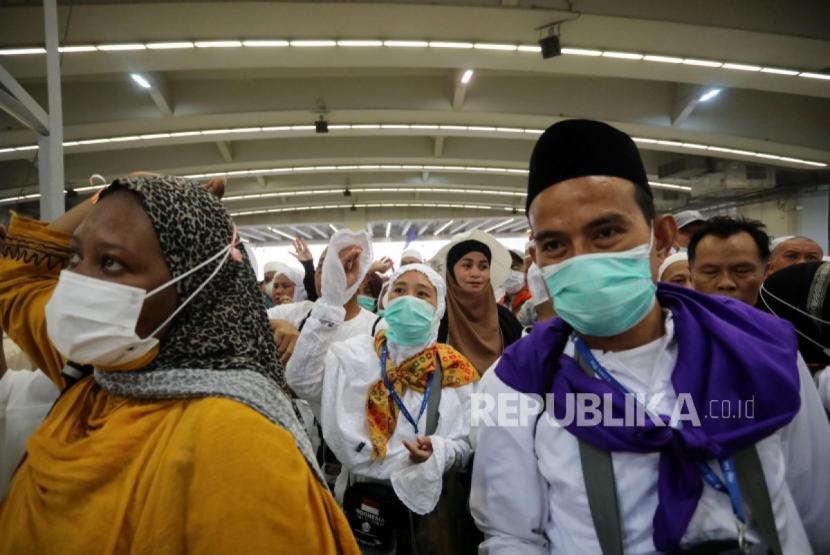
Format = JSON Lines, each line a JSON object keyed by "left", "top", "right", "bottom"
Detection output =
{"left": 495, "top": 283, "right": 801, "bottom": 551}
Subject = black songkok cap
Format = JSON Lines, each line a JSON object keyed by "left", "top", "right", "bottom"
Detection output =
{"left": 526, "top": 119, "right": 651, "bottom": 214}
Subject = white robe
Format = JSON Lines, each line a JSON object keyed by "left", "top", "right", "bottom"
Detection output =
{"left": 470, "top": 312, "right": 830, "bottom": 554}
{"left": 0, "top": 369, "right": 59, "bottom": 500}
{"left": 287, "top": 301, "right": 474, "bottom": 515}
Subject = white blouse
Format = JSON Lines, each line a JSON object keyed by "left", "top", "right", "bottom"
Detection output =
{"left": 287, "top": 301, "right": 474, "bottom": 514}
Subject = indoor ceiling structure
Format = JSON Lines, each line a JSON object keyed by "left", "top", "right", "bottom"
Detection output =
{"left": 0, "top": 0, "right": 828, "bottom": 245}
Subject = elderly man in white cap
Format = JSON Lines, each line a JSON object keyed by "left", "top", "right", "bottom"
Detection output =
{"left": 658, "top": 252, "right": 692, "bottom": 288}
{"left": 672, "top": 209, "right": 706, "bottom": 250}
{"left": 400, "top": 248, "right": 424, "bottom": 266}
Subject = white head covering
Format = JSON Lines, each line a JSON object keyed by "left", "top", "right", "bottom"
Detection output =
{"left": 400, "top": 248, "right": 424, "bottom": 263}
{"left": 382, "top": 263, "right": 446, "bottom": 364}
{"left": 263, "top": 261, "right": 282, "bottom": 275}
{"left": 674, "top": 210, "right": 706, "bottom": 230}
{"left": 268, "top": 262, "right": 308, "bottom": 302}
{"left": 770, "top": 235, "right": 796, "bottom": 251}
{"left": 658, "top": 251, "right": 689, "bottom": 280}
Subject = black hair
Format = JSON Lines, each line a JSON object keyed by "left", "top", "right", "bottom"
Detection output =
{"left": 687, "top": 216, "right": 770, "bottom": 267}
{"left": 634, "top": 185, "right": 656, "bottom": 223}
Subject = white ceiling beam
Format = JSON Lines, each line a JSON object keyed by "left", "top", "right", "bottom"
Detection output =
{"left": 449, "top": 220, "right": 470, "bottom": 234}
{"left": 671, "top": 84, "right": 707, "bottom": 127}
{"left": 308, "top": 224, "right": 329, "bottom": 239}
{"left": 146, "top": 73, "right": 173, "bottom": 116}
{"left": 451, "top": 70, "right": 469, "bottom": 111}
{"left": 0, "top": 63, "right": 48, "bottom": 134}
{"left": 241, "top": 228, "right": 269, "bottom": 242}
{"left": 289, "top": 225, "right": 313, "bottom": 239}
{"left": 433, "top": 135, "right": 445, "bottom": 158}
{"left": 215, "top": 141, "right": 233, "bottom": 163}
{"left": 0, "top": 88, "right": 48, "bottom": 135}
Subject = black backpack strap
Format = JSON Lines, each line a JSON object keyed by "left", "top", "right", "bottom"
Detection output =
{"left": 371, "top": 315, "right": 383, "bottom": 338}
{"left": 733, "top": 446, "right": 783, "bottom": 555}
{"left": 425, "top": 354, "right": 443, "bottom": 436}
{"left": 573, "top": 350, "right": 625, "bottom": 555}
{"left": 297, "top": 310, "right": 313, "bottom": 332}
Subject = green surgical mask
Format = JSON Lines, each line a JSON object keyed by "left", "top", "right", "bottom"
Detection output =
{"left": 540, "top": 233, "right": 655, "bottom": 337}
{"left": 357, "top": 295, "right": 377, "bottom": 312}
{"left": 383, "top": 296, "right": 435, "bottom": 346}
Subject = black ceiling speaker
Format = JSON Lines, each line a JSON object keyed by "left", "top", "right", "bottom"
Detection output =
{"left": 538, "top": 34, "right": 561, "bottom": 59}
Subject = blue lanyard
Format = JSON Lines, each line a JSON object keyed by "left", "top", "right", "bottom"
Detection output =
{"left": 572, "top": 336, "right": 747, "bottom": 525}
{"left": 380, "top": 343, "right": 434, "bottom": 434}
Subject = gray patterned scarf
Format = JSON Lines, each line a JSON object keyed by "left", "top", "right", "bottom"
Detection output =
{"left": 91, "top": 175, "right": 322, "bottom": 481}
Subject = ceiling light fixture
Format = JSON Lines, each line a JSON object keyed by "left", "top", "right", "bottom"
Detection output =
{"left": 460, "top": 69, "right": 474, "bottom": 84}
{"left": 698, "top": 88, "right": 722, "bottom": 102}
{"left": 129, "top": 73, "right": 151, "bottom": 89}
{"left": 1, "top": 123, "right": 825, "bottom": 169}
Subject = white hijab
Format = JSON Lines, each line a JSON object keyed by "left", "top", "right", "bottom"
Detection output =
{"left": 269, "top": 262, "right": 308, "bottom": 302}
{"left": 382, "top": 263, "right": 447, "bottom": 364}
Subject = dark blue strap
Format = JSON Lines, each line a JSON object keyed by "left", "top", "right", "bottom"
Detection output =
{"left": 573, "top": 336, "right": 747, "bottom": 525}
{"left": 380, "top": 343, "right": 434, "bottom": 434}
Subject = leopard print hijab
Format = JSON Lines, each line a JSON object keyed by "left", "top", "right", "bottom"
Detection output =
{"left": 92, "top": 175, "right": 323, "bottom": 481}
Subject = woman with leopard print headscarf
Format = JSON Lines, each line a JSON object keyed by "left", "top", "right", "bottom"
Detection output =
{"left": 0, "top": 175, "right": 358, "bottom": 554}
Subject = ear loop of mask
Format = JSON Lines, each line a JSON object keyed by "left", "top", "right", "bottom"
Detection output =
{"left": 759, "top": 285, "right": 830, "bottom": 357}
{"left": 142, "top": 225, "right": 241, "bottom": 339}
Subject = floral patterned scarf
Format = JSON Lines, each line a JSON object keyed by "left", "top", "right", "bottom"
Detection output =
{"left": 366, "top": 330, "right": 479, "bottom": 460}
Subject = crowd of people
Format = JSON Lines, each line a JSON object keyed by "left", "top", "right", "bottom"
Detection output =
{"left": 1, "top": 120, "right": 829, "bottom": 554}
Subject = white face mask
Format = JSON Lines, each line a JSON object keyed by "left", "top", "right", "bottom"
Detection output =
{"left": 45, "top": 240, "right": 234, "bottom": 368}
{"left": 502, "top": 270, "right": 526, "bottom": 294}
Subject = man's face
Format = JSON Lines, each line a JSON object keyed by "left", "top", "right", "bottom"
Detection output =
{"left": 529, "top": 176, "right": 673, "bottom": 276}
{"left": 767, "top": 238, "right": 823, "bottom": 275}
{"left": 661, "top": 261, "right": 692, "bottom": 288}
{"left": 675, "top": 222, "right": 703, "bottom": 249}
{"left": 690, "top": 231, "right": 765, "bottom": 305}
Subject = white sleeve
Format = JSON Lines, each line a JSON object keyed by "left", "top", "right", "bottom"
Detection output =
{"left": 816, "top": 367, "right": 830, "bottom": 412}
{"left": 470, "top": 372, "right": 550, "bottom": 554}
{"left": 780, "top": 355, "right": 830, "bottom": 554}
{"left": 470, "top": 359, "right": 499, "bottom": 450}
{"left": 285, "top": 301, "right": 346, "bottom": 414}
{"left": 391, "top": 383, "right": 475, "bottom": 515}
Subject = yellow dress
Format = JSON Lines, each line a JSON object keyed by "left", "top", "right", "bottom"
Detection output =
{"left": 0, "top": 214, "right": 359, "bottom": 554}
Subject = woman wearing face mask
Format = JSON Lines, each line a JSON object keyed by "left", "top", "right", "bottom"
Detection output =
{"left": 286, "top": 242, "right": 479, "bottom": 554}
{"left": 499, "top": 250, "right": 532, "bottom": 317}
{"left": 434, "top": 230, "right": 523, "bottom": 375}
{"left": 357, "top": 271, "right": 383, "bottom": 313}
{"left": 0, "top": 175, "right": 358, "bottom": 554}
